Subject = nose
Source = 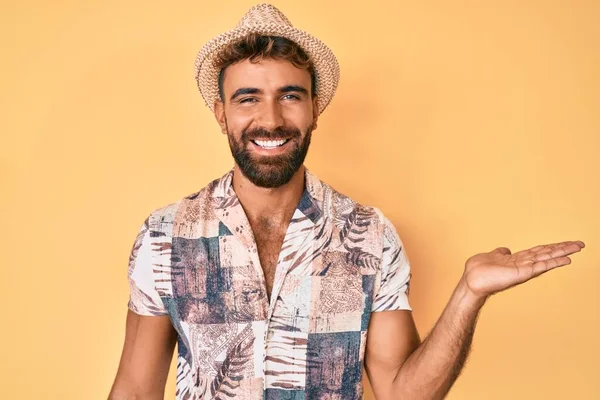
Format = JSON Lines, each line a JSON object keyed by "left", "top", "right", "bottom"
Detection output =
{"left": 257, "top": 99, "right": 284, "bottom": 132}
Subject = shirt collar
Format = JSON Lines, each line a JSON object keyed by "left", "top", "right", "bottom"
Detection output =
{"left": 211, "top": 167, "right": 324, "bottom": 222}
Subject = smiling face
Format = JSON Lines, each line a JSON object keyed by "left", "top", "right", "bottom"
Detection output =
{"left": 214, "top": 58, "right": 319, "bottom": 188}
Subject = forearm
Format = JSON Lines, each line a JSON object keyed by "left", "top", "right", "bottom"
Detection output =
{"left": 108, "top": 388, "right": 165, "bottom": 400}
{"left": 392, "top": 277, "right": 487, "bottom": 399}
{"left": 108, "top": 377, "right": 167, "bottom": 400}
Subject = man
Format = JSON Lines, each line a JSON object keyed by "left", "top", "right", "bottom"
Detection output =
{"left": 108, "top": 4, "right": 585, "bottom": 400}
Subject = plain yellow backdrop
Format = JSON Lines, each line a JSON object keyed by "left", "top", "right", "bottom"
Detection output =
{"left": 2, "top": 0, "right": 599, "bottom": 399}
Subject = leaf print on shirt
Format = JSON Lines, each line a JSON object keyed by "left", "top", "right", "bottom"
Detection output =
{"left": 210, "top": 324, "right": 255, "bottom": 398}
{"left": 339, "top": 206, "right": 374, "bottom": 251}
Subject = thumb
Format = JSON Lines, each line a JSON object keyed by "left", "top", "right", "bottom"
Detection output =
{"left": 493, "top": 247, "right": 512, "bottom": 255}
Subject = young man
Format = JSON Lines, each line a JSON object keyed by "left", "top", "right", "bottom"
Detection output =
{"left": 109, "top": 4, "right": 585, "bottom": 400}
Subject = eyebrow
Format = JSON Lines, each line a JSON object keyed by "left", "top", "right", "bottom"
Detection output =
{"left": 229, "top": 85, "right": 310, "bottom": 102}
{"left": 278, "top": 85, "right": 309, "bottom": 96}
{"left": 230, "top": 87, "right": 262, "bottom": 102}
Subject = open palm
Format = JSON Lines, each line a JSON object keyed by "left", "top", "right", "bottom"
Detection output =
{"left": 463, "top": 240, "right": 585, "bottom": 298}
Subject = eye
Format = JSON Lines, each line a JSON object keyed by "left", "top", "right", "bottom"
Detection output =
{"left": 239, "top": 97, "right": 257, "bottom": 104}
{"left": 282, "top": 94, "right": 301, "bottom": 101}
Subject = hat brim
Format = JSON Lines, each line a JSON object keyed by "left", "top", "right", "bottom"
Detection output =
{"left": 194, "top": 24, "right": 340, "bottom": 116}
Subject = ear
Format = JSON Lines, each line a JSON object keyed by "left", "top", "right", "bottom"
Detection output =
{"left": 311, "top": 95, "right": 319, "bottom": 131}
{"left": 214, "top": 100, "right": 227, "bottom": 135}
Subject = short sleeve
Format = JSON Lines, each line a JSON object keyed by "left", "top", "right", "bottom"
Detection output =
{"left": 371, "top": 217, "right": 412, "bottom": 312}
{"left": 127, "top": 216, "right": 169, "bottom": 316}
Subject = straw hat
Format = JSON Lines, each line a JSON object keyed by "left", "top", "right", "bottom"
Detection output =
{"left": 193, "top": 3, "right": 340, "bottom": 115}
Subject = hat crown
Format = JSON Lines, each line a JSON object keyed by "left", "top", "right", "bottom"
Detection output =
{"left": 235, "top": 3, "right": 292, "bottom": 28}
{"left": 194, "top": 3, "right": 339, "bottom": 115}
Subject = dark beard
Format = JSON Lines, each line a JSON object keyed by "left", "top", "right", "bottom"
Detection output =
{"left": 227, "top": 124, "right": 313, "bottom": 188}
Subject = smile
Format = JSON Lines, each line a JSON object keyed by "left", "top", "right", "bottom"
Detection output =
{"left": 251, "top": 139, "right": 290, "bottom": 149}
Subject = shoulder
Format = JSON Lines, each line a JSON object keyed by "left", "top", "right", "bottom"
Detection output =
{"left": 144, "top": 173, "right": 225, "bottom": 229}
{"left": 315, "top": 177, "right": 402, "bottom": 271}
{"left": 317, "top": 177, "right": 390, "bottom": 230}
{"left": 315, "top": 175, "right": 406, "bottom": 249}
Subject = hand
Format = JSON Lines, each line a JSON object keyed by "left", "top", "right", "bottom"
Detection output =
{"left": 462, "top": 240, "right": 586, "bottom": 301}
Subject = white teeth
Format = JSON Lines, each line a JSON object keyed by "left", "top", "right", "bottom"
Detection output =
{"left": 254, "top": 139, "right": 287, "bottom": 148}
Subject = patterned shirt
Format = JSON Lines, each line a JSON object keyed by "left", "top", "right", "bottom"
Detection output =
{"left": 127, "top": 169, "right": 412, "bottom": 399}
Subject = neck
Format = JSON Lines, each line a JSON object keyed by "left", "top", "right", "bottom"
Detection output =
{"left": 232, "top": 165, "right": 306, "bottom": 223}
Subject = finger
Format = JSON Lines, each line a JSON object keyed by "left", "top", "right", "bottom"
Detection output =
{"left": 517, "top": 248, "right": 555, "bottom": 261}
{"left": 514, "top": 245, "right": 558, "bottom": 258}
{"left": 527, "top": 241, "right": 575, "bottom": 253}
{"left": 539, "top": 240, "right": 584, "bottom": 252}
{"left": 533, "top": 243, "right": 585, "bottom": 261}
{"left": 532, "top": 256, "right": 571, "bottom": 275}
{"left": 519, "top": 241, "right": 585, "bottom": 259}
{"left": 527, "top": 243, "right": 561, "bottom": 253}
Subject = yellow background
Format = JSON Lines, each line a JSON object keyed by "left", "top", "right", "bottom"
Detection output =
{"left": 2, "top": 0, "right": 599, "bottom": 398}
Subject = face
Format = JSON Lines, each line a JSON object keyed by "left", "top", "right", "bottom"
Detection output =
{"left": 214, "top": 58, "right": 319, "bottom": 188}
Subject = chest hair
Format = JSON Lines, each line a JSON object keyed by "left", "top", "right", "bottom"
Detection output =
{"left": 250, "top": 216, "right": 288, "bottom": 301}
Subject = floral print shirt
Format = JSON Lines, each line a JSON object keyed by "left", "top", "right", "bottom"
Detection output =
{"left": 127, "top": 169, "right": 412, "bottom": 399}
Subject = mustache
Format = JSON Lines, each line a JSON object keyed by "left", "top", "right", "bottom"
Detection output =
{"left": 241, "top": 126, "right": 301, "bottom": 142}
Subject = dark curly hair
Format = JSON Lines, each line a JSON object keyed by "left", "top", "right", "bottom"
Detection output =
{"left": 214, "top": 33, "right": 317, "bottom": 102}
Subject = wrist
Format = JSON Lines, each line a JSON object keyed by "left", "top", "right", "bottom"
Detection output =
{"left": 456, "top": 275, "right": 488, "bottom": 311}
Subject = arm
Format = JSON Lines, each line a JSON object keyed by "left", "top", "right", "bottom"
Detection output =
{"left": 108, "top": 310, "right": 177, "bottom": 400}
{"left": 109, "top": 216, "right": 178, "bottom": 399}
{"left": 366, "top": 278, "right": 482, "bottom": 400}
{"left": 365, "top": 240, "right": 585, "bottom": 400}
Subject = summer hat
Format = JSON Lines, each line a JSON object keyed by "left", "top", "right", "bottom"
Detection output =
{"left": 193, "top": 3, "right": 340, "bottom": 115}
